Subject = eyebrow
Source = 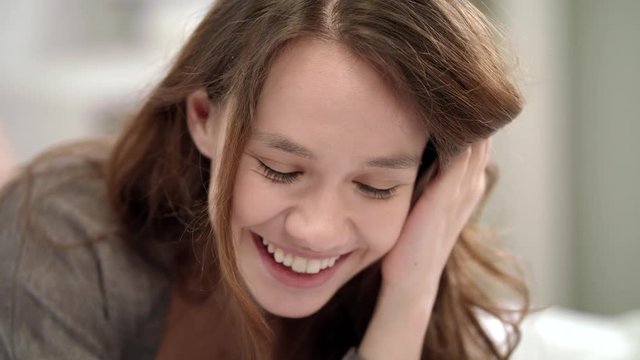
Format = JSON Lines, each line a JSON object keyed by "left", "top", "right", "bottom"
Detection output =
{"left": 365, "top": 155, "right": 420, "bottom": 169}
{"left": 252, "top": 132, "right": 421, "bottom": 169}
{"left": 253, "top": 132, "right": 314, "bottom": 158}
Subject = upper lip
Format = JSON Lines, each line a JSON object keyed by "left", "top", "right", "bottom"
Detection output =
{"left": 251, "top": 232, "right": 349, "bottom": 260}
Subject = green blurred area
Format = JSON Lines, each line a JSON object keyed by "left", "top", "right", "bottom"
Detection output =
{"left": 569, "top": 0, "right": 640, "bottom": 315}
{"left": 474, "top": 0, "right": 640, "bottom": 316}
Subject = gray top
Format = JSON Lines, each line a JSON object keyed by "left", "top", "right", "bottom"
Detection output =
{"left": 0, "top": 150, "right": 170, "bottom": 360}
{"left": 0, "top": 148, "right": 365, "bottom": 360}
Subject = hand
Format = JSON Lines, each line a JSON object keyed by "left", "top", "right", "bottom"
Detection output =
{"left": 380, "top": 138, "right": 492, "bottom": 300}
{"left": 358, "top": 139, "right": 492, "bottom": 359}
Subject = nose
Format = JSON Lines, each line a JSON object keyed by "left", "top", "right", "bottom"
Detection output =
{"left": 284, "top": 186, "right": 351, "bottom": 253}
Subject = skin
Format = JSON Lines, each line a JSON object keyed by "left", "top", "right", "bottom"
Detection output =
{"left": 359, "top": 139, "right": 490, "bottom": 359}
{"left": 232, "top": 38, "right": 427, "bottom": 318}
{"left": 186, "top": 38, "right": 490, "bottom": 358}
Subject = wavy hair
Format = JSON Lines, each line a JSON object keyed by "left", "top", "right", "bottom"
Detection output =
{"left": 106, "top": 0, "right": 529, "bottom": 358}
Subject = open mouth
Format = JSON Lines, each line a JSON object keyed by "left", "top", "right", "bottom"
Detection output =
{"left": 258, "top": 236, "right": 341, "bottom": 274}
{"left": 251, "top": 232, "right": 349, "bottom": 288}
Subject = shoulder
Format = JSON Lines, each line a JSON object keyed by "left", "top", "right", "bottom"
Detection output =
{"left": 0, "top": 140, "right": 126, "bottom": 256}
{"left": 0, "top": 141, "right": 170, "bottom": 359}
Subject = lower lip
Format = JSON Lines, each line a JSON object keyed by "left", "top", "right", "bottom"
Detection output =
{"left": 252, "top": 233, "right": 347, "bottom": 289}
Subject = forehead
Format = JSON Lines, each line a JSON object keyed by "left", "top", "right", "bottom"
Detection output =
{"left": 253, "top": 38, "right": 426, "bottom": 159}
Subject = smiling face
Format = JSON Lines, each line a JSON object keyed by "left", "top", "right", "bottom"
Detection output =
{"left": 226, "top": 38, "right": 427, "bottom": 318}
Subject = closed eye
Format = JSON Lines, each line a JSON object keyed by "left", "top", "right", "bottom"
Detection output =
{"left": 257, "top": 160, "right": 301, "bottom": 184}
{"left": 256, "top": 158, "right": 398, "bottom": 200}
{"left": 355, "top": 183, "right": 398, "bottom": 200}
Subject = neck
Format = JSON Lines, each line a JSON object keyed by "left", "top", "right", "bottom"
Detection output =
{"left": 155, "top": 279, "right": 242, "bottom": 360}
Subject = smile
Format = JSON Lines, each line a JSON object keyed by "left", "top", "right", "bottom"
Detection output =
{"left": 260, "top": 237, "right": 340, "bottom": 274}
{"left": 251, "top": 232, "right": 349, "bottom": 289}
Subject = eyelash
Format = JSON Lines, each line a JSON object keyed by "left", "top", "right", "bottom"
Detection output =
{"left": 357, "top": 183, "right": 398, "bottom": 200}
{"left": 256, "top": 160, "right": 398, "bottom": 200}
{"left": 257, "top": 160, "right": 301, "bottom": 184}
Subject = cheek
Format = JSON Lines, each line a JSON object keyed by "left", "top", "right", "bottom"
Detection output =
{"left": 357, "top": 201, "right": 411, "bottom": 254}
{"left": 232, "top": 166, "right": 287, "bottom": 229}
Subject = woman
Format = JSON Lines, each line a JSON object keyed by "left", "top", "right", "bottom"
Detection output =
{"left": 0, "top": 0, "right": 528, "bottom": 359}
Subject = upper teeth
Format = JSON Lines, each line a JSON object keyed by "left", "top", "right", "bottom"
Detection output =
{"left": 262, "top": 238, "right": 339, "bottom": 274}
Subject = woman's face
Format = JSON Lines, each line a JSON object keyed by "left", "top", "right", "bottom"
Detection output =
{"left": 231, "top": 38, "right": 427, "bottom": 318}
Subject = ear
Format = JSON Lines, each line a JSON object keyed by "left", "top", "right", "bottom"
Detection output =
{"left": 186, "top": 89, "right": 218, "bottom": 159}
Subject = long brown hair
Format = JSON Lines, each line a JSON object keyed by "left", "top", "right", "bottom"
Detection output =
{"left": 106, "top": 0, "right": 528, "bottom": 358}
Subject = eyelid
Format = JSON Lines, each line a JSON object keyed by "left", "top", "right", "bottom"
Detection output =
{"left": 355, "top": 182, "right": 398, "bottom": 200}
{"left": 256, "top": 159, "right": 301, "bottom": 184}
{"left": 252, "top": 155, "right": 399, "bottom": 200}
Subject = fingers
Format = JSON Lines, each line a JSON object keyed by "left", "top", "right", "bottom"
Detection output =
{"left": 455, "top": 139, "right": 487, "bottom": 202}
{"left": 467, "top": 138, "right": 491, "bottom": 199}
{"left": 458, "top": 139, "right": 491, "bottom": 226}
{"left": 441, "top": 139, "right": 490, "bottom": 190}
{"left": 432, "top": 145, "right": 471, "bottom": 192}
{"left": 414, "top": 138, "right": 491, "bottom": 210}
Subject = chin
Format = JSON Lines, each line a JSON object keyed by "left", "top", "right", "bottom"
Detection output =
{"left": 243, "top": 273, "right": 339, "bottom": 318}
{"left": 255, "top": 293, "right": 332, "bottom": 319}
{"left": 262, "top": 303, "right": 323, "bottom": 319}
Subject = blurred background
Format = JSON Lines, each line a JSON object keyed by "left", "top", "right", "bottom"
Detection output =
{"left": 0, "top": 0, "right": 638, "bottom": 358}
